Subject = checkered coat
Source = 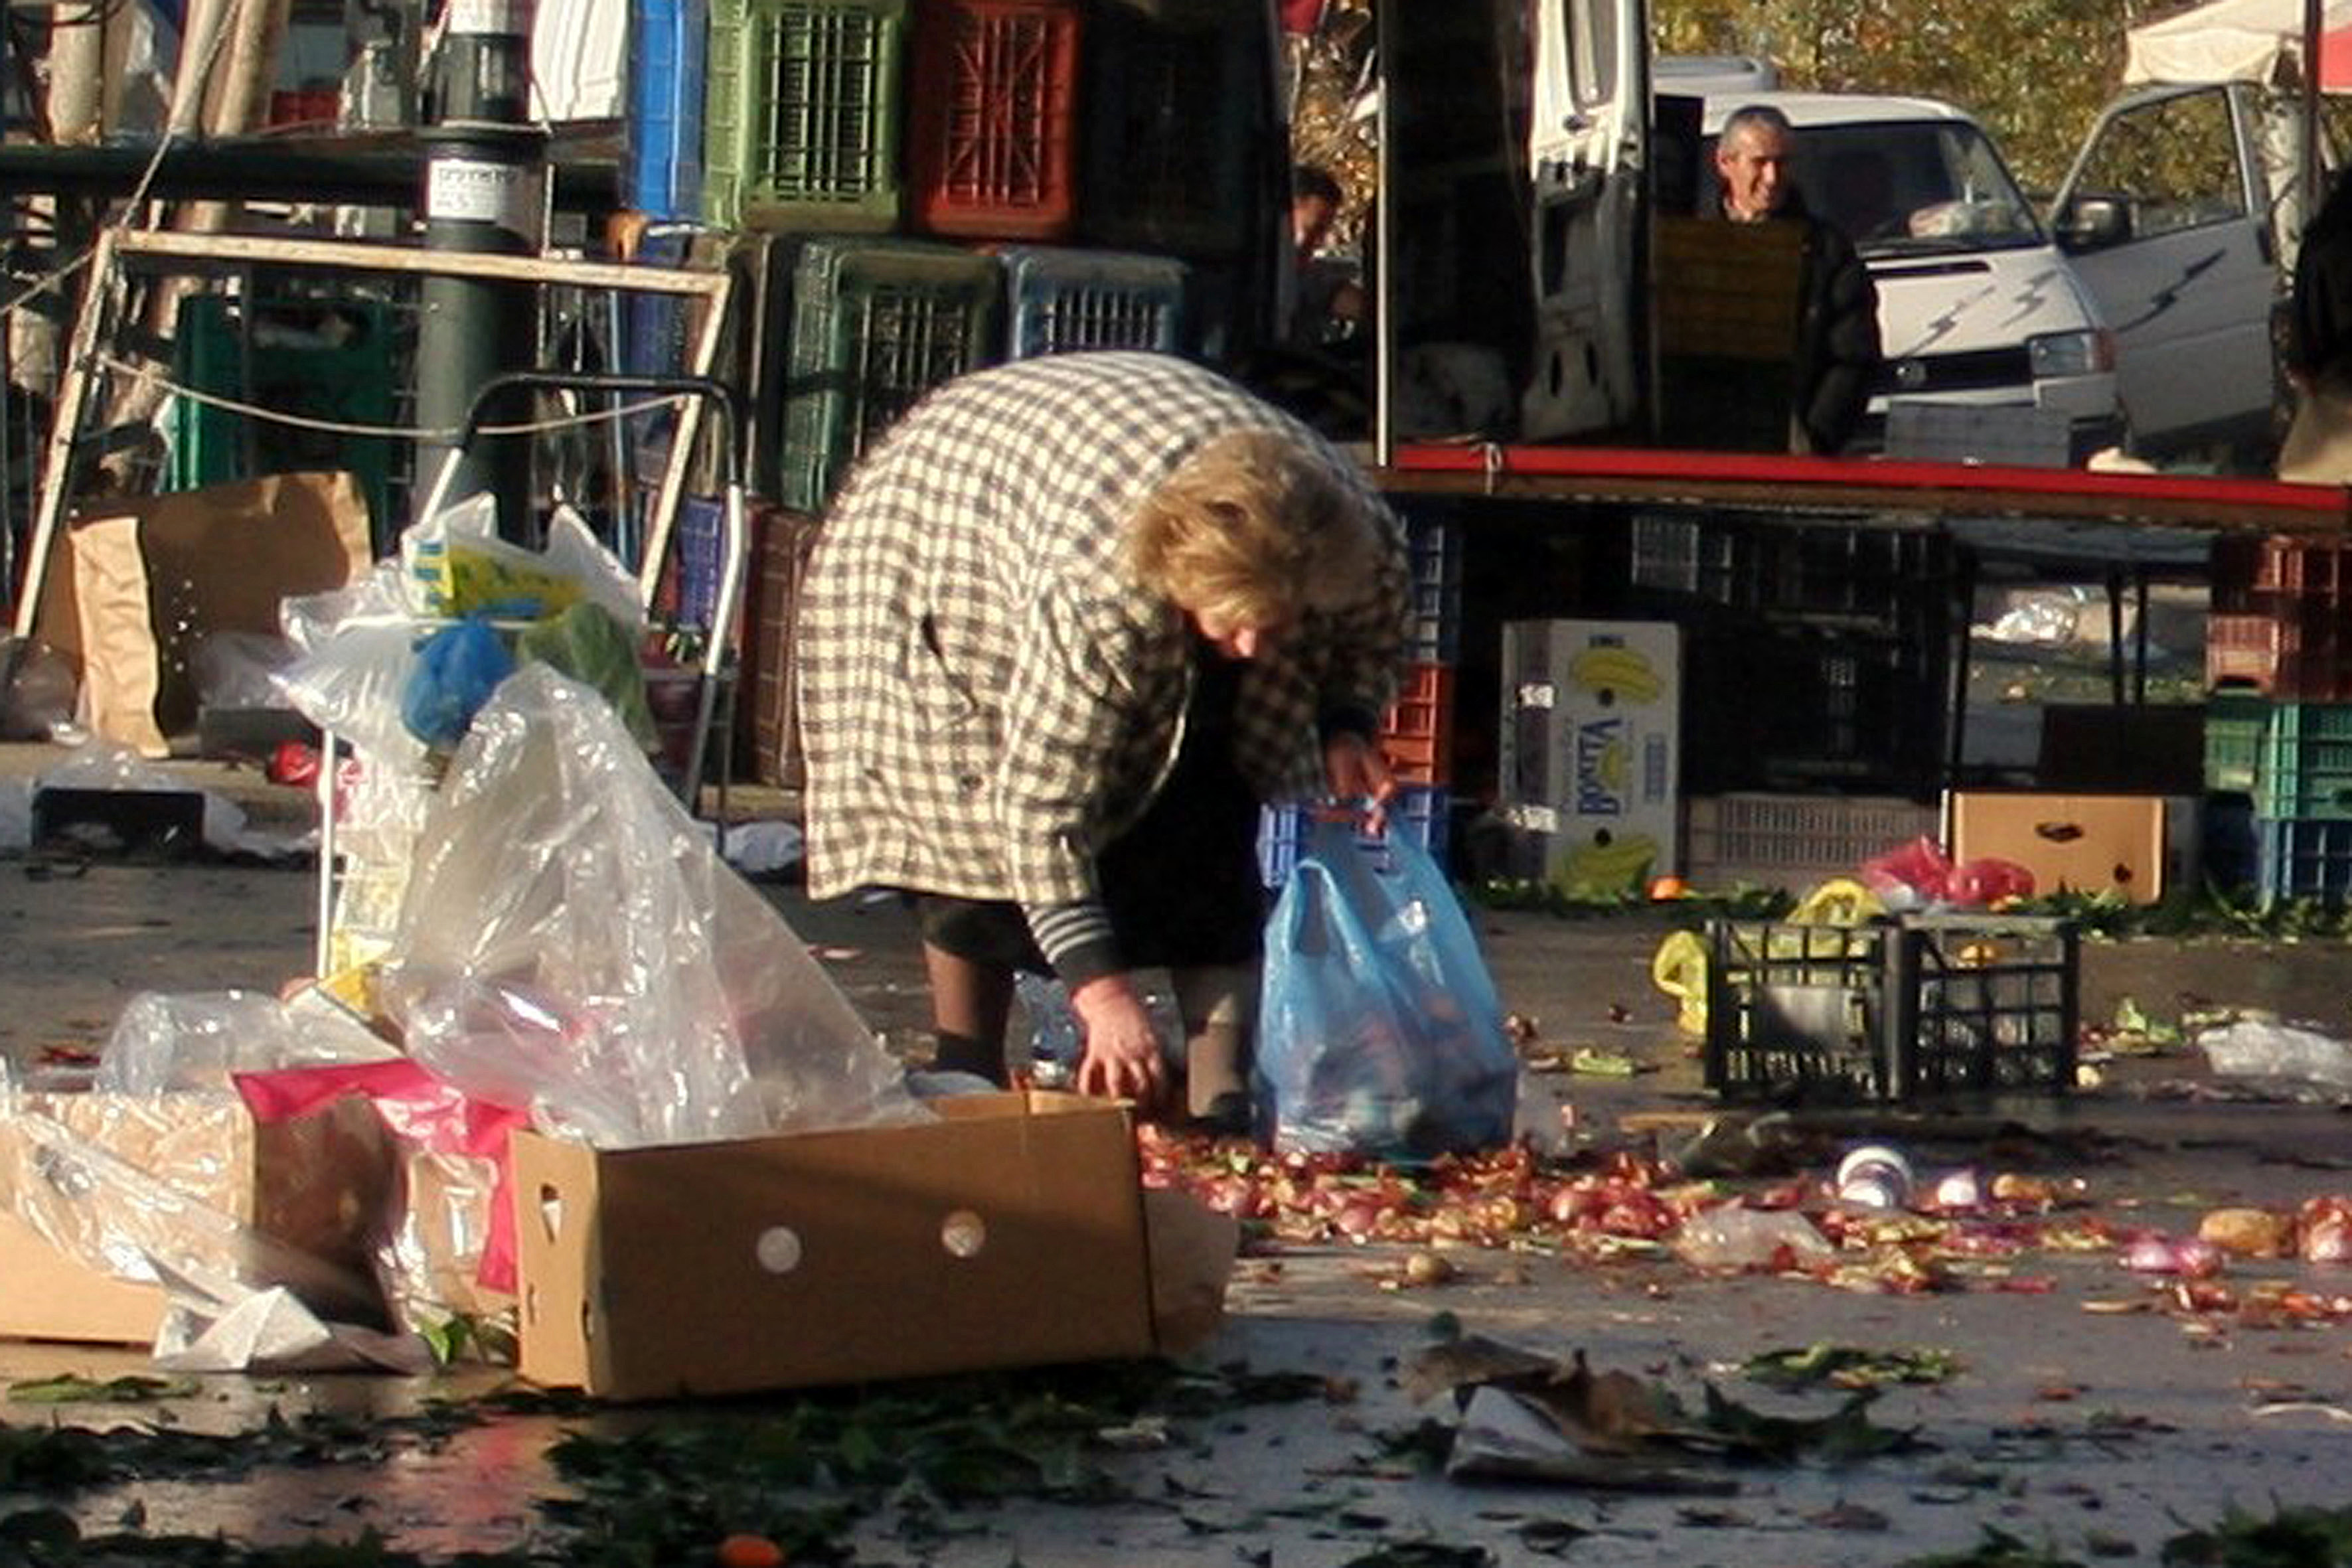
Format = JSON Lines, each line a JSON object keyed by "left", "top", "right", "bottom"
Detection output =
{"left": 797, "top": 353, "right": 1410, "bottom": 910}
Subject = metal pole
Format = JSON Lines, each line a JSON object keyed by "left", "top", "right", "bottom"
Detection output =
{"left": 2306, "top": 0, "right": 2325, "bottom": 221}
{"left": 1372, "top": 0, "right": 1393, "bottom": 467}
{"left": 414, "top": 0, "right": 545, "bottom": 538}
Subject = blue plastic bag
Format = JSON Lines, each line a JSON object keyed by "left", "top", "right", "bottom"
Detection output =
{"left": 402, "top": 615, "right": 516, "bottom": 749}
{"left": 1253, "top": 815, "right": 1518, "bottom": 1160}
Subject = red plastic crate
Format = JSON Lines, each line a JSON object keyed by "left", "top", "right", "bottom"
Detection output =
{"left": 2207, "top": 609, "right": 2352, "bottom": 701}
{"left": 906, "top": 0, "right": 1080, "bottom": 240}
{"left": 1379, "top": 662, "right": 1455, "bottom": 787}
{"left": 2211, "top": 533, "right": 2352, "bottom": 615}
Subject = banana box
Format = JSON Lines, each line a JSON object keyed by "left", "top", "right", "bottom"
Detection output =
{"left": 1496, "top": 619, "right": 1681, "bottom": 898}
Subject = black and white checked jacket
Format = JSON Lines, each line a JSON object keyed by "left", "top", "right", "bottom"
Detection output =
{"left": 797, "top": 352, "right": 1409, "bottom": 977}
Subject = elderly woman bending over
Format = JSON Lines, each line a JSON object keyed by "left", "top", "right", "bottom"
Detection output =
{"left": 795, "top": 352, "right": 1410, "bottom": 1133}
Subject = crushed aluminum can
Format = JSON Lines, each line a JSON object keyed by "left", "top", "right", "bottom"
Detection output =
{"left": 1834, "top": 1144, "right": 1914, "bottom": 1210}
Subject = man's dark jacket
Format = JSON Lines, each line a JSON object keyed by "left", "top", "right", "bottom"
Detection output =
{"left": 1709, "top": 187, "right": 1883, "bottom": 453}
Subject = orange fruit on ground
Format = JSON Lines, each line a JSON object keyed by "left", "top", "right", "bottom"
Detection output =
{"left": 717, "top": 1533, "right": 786, "bottom": 1568}
{"left": 1646, "top": 874, "right": 1687, "bottom": 901}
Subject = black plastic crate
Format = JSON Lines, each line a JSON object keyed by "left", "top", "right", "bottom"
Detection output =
{"left": 1684, "top": 623, "right": 1950, "bottom": 794}
{"left": 1627, "top": 510, "right": 1956, "bottom": 637}
{"left": 1705, "top": 914, "right": 2077, "bottom": 1103}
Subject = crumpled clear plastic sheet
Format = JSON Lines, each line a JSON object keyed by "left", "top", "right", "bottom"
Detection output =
{"left": 384, "top": 665, "right": 922, "bottom": 1147}
{"left": 0, "top": 1089, "right": 398, "bottom": 1338}
{"left": 96, "top": 990, "right": 400, "bottom": 1095}
{"left": 37, "top": 740, "right": 310, "bottom": 860}
{"left": 191, "top": 630, "right": 298, "bottom": 710}
{"left": 2199, "top": 1017, "right": 2352, "bottom": 1092}
{"left": 236, "top": 1058, "right": 526, "bottom": 1326}
{"left": 273, "top": 560, "right": 430, "bottom": 772}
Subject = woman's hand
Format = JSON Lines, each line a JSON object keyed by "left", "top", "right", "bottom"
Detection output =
{"left": 1068, "top": 975, "right": 1168, "bottom": 1109}
{"left": 1324, "top": 730, "right": 1397, "bottom": 834}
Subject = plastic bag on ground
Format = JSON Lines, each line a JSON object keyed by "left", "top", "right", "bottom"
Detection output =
{"left": 37, "top": 741, "right": 307, "bottom": 860}
{"left": 384, "top": 665, "right": 919, "bottom": 1146}
{"left": 2198, "top": 1017, "right": 2352, "bottom": 1091}
{"left": 1672, "top": 1204, "right": 1835, "bottom": 1270}
{"left": 1254, "top": 815, "right": 1518, "bottom": 1160}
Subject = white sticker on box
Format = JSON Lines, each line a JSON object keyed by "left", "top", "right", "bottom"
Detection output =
{"left": 426, "top": 158, "right": 544, "bottom": 236}
{"left": 1516, "top": 682, "right": 1556, "bottom": 708}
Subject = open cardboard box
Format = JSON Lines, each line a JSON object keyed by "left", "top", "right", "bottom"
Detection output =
{"left": 0, "top": 1091, "right": 396, "bottom": 1344}
{"left": 1948, "top": 791, "right": 2193, "bottom": 905}
{"left": 512, "top": 1091, "right": 1227, "bottom": 1401}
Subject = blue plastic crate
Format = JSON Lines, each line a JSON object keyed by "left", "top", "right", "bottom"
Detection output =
{"left": 1000, "top": 246, "right": 1187, "bottom": 357}
{"left": 2257, "top": 817, "right": 2352, "bottom": 906}
{"left": 1404, "top": 513, "right": 1462, "bottom": 663}
{"left": 625, "top": 0, "right": 709, "bottom": 218}
{"left": 1257, "top": 786, "right": 1449, "bottom": 891}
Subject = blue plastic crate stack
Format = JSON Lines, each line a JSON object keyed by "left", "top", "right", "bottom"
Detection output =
{"left": 618, "top": 0, "right": 1274, "bottom": 512}
{"left": 1257, "top": 514, "right": 1462, "bottom": 890}
{"left": 2202, "top": 535, "right": 2352, "bottom": 905}
{"left": 1623, "top": 509, "right": 1958, "bottom": 798}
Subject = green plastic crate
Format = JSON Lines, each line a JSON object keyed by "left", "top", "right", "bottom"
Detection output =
{"left": 167, "top": 293, "right": 397, "bottom": 535}
{"left": 2254, "top": 702, "right": 2352, "bottom": 820}
{"left": 779, "top": 238, "right": 999, "bottom": 509}
{"left": 2203, "top": 689, "right": 2269, "bottom": 795}
{"left": 704, "top": 0, "right": 906, "bottom": 232}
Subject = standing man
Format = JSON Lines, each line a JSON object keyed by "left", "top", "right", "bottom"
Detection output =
{"left": 1713, "top": 104, "right": 1882, "bottom": 455}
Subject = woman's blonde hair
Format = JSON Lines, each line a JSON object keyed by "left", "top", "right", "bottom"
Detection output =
{"left": 1125, "top": 430, "right": 1379, "bottom": 628}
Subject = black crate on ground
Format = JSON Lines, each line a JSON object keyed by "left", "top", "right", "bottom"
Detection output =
{"left": 1705, "top": 914, "right": 2077, "bottom": 1103}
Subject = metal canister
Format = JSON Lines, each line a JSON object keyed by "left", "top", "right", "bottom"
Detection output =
{"left": 1835, "top": 1144, "right": 1915, "bottom": 1210}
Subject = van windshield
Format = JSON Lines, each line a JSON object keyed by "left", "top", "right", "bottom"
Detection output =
{"left": 1795, "top": 121, "right": 2047, "bottom": 256}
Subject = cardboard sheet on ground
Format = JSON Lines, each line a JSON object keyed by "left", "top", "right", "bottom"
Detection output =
{"left": 33, "top": 473, "right": 372, "bottom": 757}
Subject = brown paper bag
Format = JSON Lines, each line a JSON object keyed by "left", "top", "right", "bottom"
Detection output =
{"left": 35, "top": 472, "right": 374, "bottom": 757}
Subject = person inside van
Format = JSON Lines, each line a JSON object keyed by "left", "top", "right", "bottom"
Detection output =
{"left": 2280, "top": 166, "right": 2352, "bottom": 483}
{"left": 1711, "top": 104, "right": 1883, "bottom": 456}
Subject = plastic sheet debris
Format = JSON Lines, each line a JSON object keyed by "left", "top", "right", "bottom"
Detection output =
{"left": 98, "top": 990, "right": 398, "bottom": 1095}
{"left": 2197, "top": 1017, "right": 2352, "bottom": 1092}
{"left": 34, "top": 742, "right": 311, "bottom": 860}
{"left": 718, "top": 819, "right": 804, "bottom": 877}
{"left": 384, "top": 666, "right": 919, "bottom": 1146}
{"left": 1673, "top": 1204, "right": 1836, "bottom": 1270}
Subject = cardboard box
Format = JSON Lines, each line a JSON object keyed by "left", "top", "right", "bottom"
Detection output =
{"left": 1948, "top": 791, "right": 2195, "bottom": 903}
{"left": 1495, "top": 619, "right": 1681, "bottom": 894}
{"left": 0, "top": 1091, "right": 397, "bottom": 1344}
{"left": 512, "top": 1091, "right": 1162, "bottom": 1401}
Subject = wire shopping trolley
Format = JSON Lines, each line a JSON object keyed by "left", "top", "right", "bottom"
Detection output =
{"left": 312, "top": 371, "right": 752, "bottom": 980}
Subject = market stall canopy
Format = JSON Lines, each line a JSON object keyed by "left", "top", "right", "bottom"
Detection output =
{"left": 2124, "top": 0, "right": 2352, "bottom": 90}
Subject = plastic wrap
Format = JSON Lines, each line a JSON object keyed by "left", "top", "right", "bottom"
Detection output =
{"left": 402, "top": 616, "right": 515, "bottom": 749}
{"left": 385, "top": 666, "right": 921, "bottom": 1146}
{"left": 37, "top": 740, "right": 303, "bottom": 860}
{"left": 236, "top": 1058, "right": 526, "bottom": 1321}
{"left": 96, "top": 990, "right": 399, "bottom": 1095}
{"left": 1254, "top": 817, "right": 1518, "bottom": 1160}
{"left": 191, "top": 631, "right": 297, "bottom": 710}
{"left": 399, "top": 493, "right": 644, "bottom": 630}
{"left": 0, "top": 1089, "right": 396, "bottom": 1331}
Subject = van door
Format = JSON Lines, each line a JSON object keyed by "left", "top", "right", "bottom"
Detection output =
{"left": 2050, "top": 82, "right": 2280, "bottom": 458}
{"left": 1521, "top": 0, "right": 1650, "bottom": 438}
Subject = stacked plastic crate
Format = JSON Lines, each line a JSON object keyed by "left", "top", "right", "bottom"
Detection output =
{"left": 2204, "top": 534, "right": 2352, "bottom": 904}
{"left": 1257, "top": 514, "right": 1462, "bottom": 889}
{"left": 1630, "top": 509, "right": 1958, "bottom": 799}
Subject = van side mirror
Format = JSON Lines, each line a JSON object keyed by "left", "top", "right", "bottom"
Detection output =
{"left": 2054, "top": 195, "right": 2130, "bottom": 253}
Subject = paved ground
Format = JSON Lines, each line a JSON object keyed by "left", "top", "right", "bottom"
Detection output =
{"left": 7, "top": 739, "right": 2352, "bottom": 1565}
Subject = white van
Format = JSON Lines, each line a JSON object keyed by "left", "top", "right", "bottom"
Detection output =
{"left": 1698, "top": 92, "right": 2126, "bottom": 463}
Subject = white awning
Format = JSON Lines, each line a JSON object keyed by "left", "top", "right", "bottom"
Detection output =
{"left": 2124, "top": 0, "right": 2352, "bottom": 90}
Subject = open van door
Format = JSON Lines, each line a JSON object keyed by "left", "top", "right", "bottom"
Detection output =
{"left": 1520, "top": 0, "right": 1650, "bottom": 438}
{"left": 2049, "top": 81, "right": 2282, "bottom": 460}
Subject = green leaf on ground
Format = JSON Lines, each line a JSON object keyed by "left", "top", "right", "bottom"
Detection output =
{"left": 1743, "top": 1344, "right": 1963, "bottom": 1391}
{"left": 1899, "top": 1525, "right": 2086, "bottom": 1565}
{"left": 2161, "top": 1501, "right": 2352, "bottom": 1565}
{"left": 9, "top": 1372, "right": 201, "bottom": 1403}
